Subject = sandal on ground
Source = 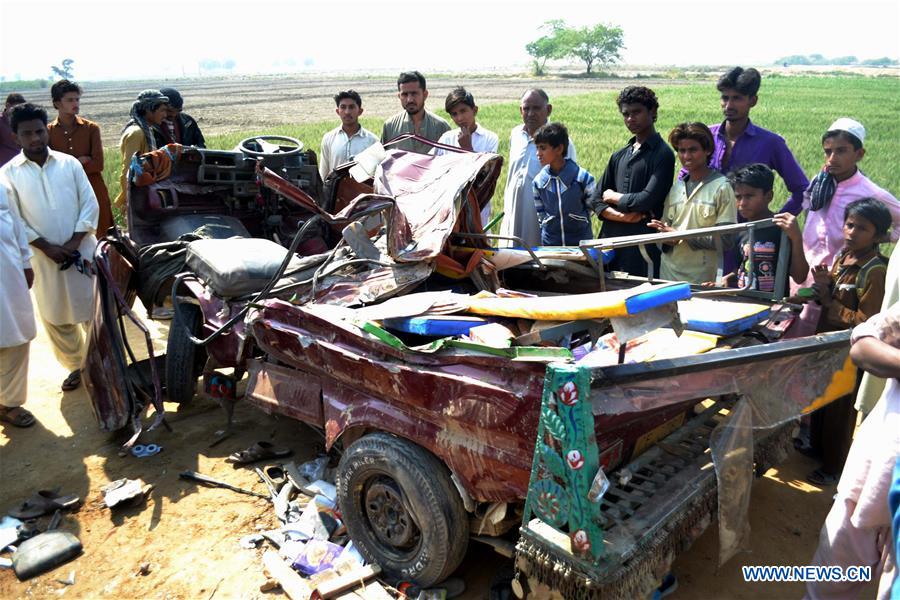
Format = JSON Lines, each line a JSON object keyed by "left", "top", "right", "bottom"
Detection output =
{"left": 0, "top": 406, "right": 36, "bottom": 428}
{"left": 8, "top": 489, "right": 81, "bottom": 520}
{"left": 263, "top": 465, "right": 288, "bottom": 487}
{"left": 648, "top": 573, "right": 678, "bottom": 600}
{"left": 61, "top": 370, "right": 81, "bottom": 392}
{"left": 226, "top": 441, "right": 292, "bottom": 465}
{"left": 806, "top": 468, "right": 839, "bottom": 486}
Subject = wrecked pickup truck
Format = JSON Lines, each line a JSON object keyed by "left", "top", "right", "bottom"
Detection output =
{"left": 83, "top": 136, "right": 854, "bottom": 594}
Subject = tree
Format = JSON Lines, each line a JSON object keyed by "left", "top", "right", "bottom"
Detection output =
{"left": 861, "top": 57, "right": 898, "bottom": 67}
{"left": 525, "top": 20, "right": 568, "bottom": 76}
{"left": 567, "top": 23, "right": 624, "bottom": 74}
{"left": 50, "top": 58, "right": 74, "bottom": 79}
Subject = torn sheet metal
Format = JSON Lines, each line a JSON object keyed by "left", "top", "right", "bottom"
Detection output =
{"left": 591, "top": 332, "right": 854, "bottom": 425}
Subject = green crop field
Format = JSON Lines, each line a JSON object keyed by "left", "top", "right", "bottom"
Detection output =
{"left": 104, "top": 75, "right": 900, "bottom": 227}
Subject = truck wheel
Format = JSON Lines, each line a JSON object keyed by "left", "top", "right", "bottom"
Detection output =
{"left": 337, "top": 433, "right": 469, "bottom": 586}
{"left": 165, "top": 303, "right": 205, "bottom": 404}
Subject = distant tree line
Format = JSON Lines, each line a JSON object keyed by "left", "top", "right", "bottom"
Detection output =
{"left": 776, "top": 54, "right": 898, "bottom": 67}
{"left": 526, "top": 20, "right": 625, "bottom": 76}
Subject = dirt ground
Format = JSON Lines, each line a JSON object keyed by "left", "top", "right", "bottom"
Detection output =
{"left": 0, "top": 297, "right": 877, "bottom": 599}
{"left": 11, "top": 74, "right": 690, "bottom": 150}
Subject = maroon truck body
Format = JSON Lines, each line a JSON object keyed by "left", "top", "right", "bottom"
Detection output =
{"left": 247, "top": 301, "right": 700, "bottom": 504}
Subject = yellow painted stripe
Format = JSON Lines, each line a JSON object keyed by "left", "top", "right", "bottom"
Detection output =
{"left": 802, "top": 355, "right": 857, "bottom": 414}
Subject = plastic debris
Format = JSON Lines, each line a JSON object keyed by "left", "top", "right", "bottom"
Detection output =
{"left": 618, "top": 468, "right": 633, "bottom": 487}
{"left": 239, "top": 534, "right": 264, "bottom": 549}
{"left": 56, "top": 569, "right": 76, "bottom": 585}
{"left": 102, "top": 479, "right": 153, "bottom": 509}
{"left": 298, "top": 457, "right": 329, "bottom": 482}
{"left": 130, "top": 444, "right": 162, "bottom": 458}
{"left": 279, "top": 539, "right": 307, "bottom": 563}
{"left": 292, "top": 539, "right": 343, "bottom": 575}
{"left": 587, "top": 467, "right": 610, "bottom": 503}
{"left": 290, "top": 495, "right": 340, "bottom": 542}
{"left": 0, "top": 516, "right": 23, "bottom": 552}
{"left": 339, "top": 541, "right": 365, "bottom": 567}
{"left": 306, "top": 480, "right": 337, "bottom": 502}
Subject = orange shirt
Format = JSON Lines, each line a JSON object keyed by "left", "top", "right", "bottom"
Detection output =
{"left": 48, "top": 115, "right": 114, "bottom": 234}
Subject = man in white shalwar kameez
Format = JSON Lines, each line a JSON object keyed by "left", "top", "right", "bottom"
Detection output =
{"left": 0, "top": 185, "right": 37, "bottom": 426}
{"left": 0, "top": 104, "right": 98, "bottom": 392}
{"left": 498, "top": 89, "right": 575, "bottom": 248}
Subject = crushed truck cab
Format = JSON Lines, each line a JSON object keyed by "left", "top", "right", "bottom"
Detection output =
{"left": 83, "top": 136, "right": 852, "bottom": 591}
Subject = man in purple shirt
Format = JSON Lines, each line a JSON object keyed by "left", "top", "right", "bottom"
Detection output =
{"left": 710, "top": 67, "right": 808, "bottom": 215}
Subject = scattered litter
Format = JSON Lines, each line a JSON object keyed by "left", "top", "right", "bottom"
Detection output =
{"left": 260, "top": 529, "right": 286, "bottom": 548}
{"left": 0, "top": 557, "right": 12, "bottom": 569}
{"left": 101, "top": 479, "right": 153, "bottom": 509}
{"left": 56, "top": 569, "right": 76, "bottom": 585}
{"left": 136, "top": 562, "right": 151, "bottom": 576}
{"left": 237, "top": 459, "right": 382, "bottom": 597}
{"left": 290, "top": 495, "right": 340, "bottom": 541}
{"left": 339, "top": 541, "right": 365, "bottom": 567}
{"left": 618, "top": 468, "right": 633, "bottom": 487}
{"left": 259, "top": 577, "right": 279, "bottom": 592}
{"left": 279, "top": 540, "right": 306, "bottom": 563}
{"left": 239, "top": 534, "right": 264, "bottom": 549}
{"left": 130, "top": 444, "right": 162, "bottom": 458}
{"left": 298, "top": 456, "right": 329, "bottom": 481}
{"left": 588, "top": 467, "right": 610, "bottom": 503}
{"left": 0, "top": 516, "right": 23, "bottom": 552}
{"left": 292, "top": 539, "right": 343, "bottom": 575}
{"left": 305, "top": 480, "right": 336, "bottom": 501}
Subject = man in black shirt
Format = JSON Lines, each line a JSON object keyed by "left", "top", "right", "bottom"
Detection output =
{"left": 591, "top": 86, "right": 675, "bottom": 277}
{"left": 157, "top": 87, "right": 206, "bottom": 148}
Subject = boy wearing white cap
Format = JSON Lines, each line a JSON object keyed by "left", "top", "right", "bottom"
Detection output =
{"left": 799, "top": 118, "right": 900, "bottom": 289}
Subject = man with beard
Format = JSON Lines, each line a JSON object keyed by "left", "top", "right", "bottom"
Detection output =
{"left": 381, "top": 71, "right": 449, "bottom": 155}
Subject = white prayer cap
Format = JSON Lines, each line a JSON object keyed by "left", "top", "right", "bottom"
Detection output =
{"left": 827, "top": 118, "right": 866, "bottom": 145}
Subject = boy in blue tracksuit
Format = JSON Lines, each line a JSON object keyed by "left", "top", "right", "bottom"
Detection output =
{"left": 532, "top": 122, "right": 596, "bottom": 246}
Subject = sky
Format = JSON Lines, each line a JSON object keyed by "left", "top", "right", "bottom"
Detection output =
{"left": 1, "top": 0, "right": 898, "bottom": 81}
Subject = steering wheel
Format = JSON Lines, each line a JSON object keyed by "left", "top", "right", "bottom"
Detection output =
{"left": 238, "top": 135, "right": 304, "bottom": 157}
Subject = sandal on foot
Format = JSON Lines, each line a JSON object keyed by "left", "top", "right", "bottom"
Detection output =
{"left": 61, "top": 370, "right": 81, "bottom": 392}
{"left": 226, "top": 441, "right": 292, "bottom": 465}
{"left": 9, "top": 489, "right": 81, "bottom": 520}
{"left": 0, "top": 406, "right": 36, "bottom": 428}
{"left": 806, "top": 469, "right": 839, "bottom": 486}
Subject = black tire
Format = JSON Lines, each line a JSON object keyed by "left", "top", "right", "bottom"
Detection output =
{"left": 165, "top": 303, "right": 206, "bottom": 404}
{"left": 337, "top": 433, "right": 469, "bottom": 586}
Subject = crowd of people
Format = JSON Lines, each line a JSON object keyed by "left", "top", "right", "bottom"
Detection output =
{"left": 0, "top": 66, "right": 898, "bottom": 597}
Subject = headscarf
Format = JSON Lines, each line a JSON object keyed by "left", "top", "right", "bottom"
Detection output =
{"left": 158, "top": 87, "right": 183, "bottom": 110}
{"left": 122, "top": 89, "right": 169, "bottom": 151}
{"left": 808, "top": 169, "right": 836, "bottom": 212}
